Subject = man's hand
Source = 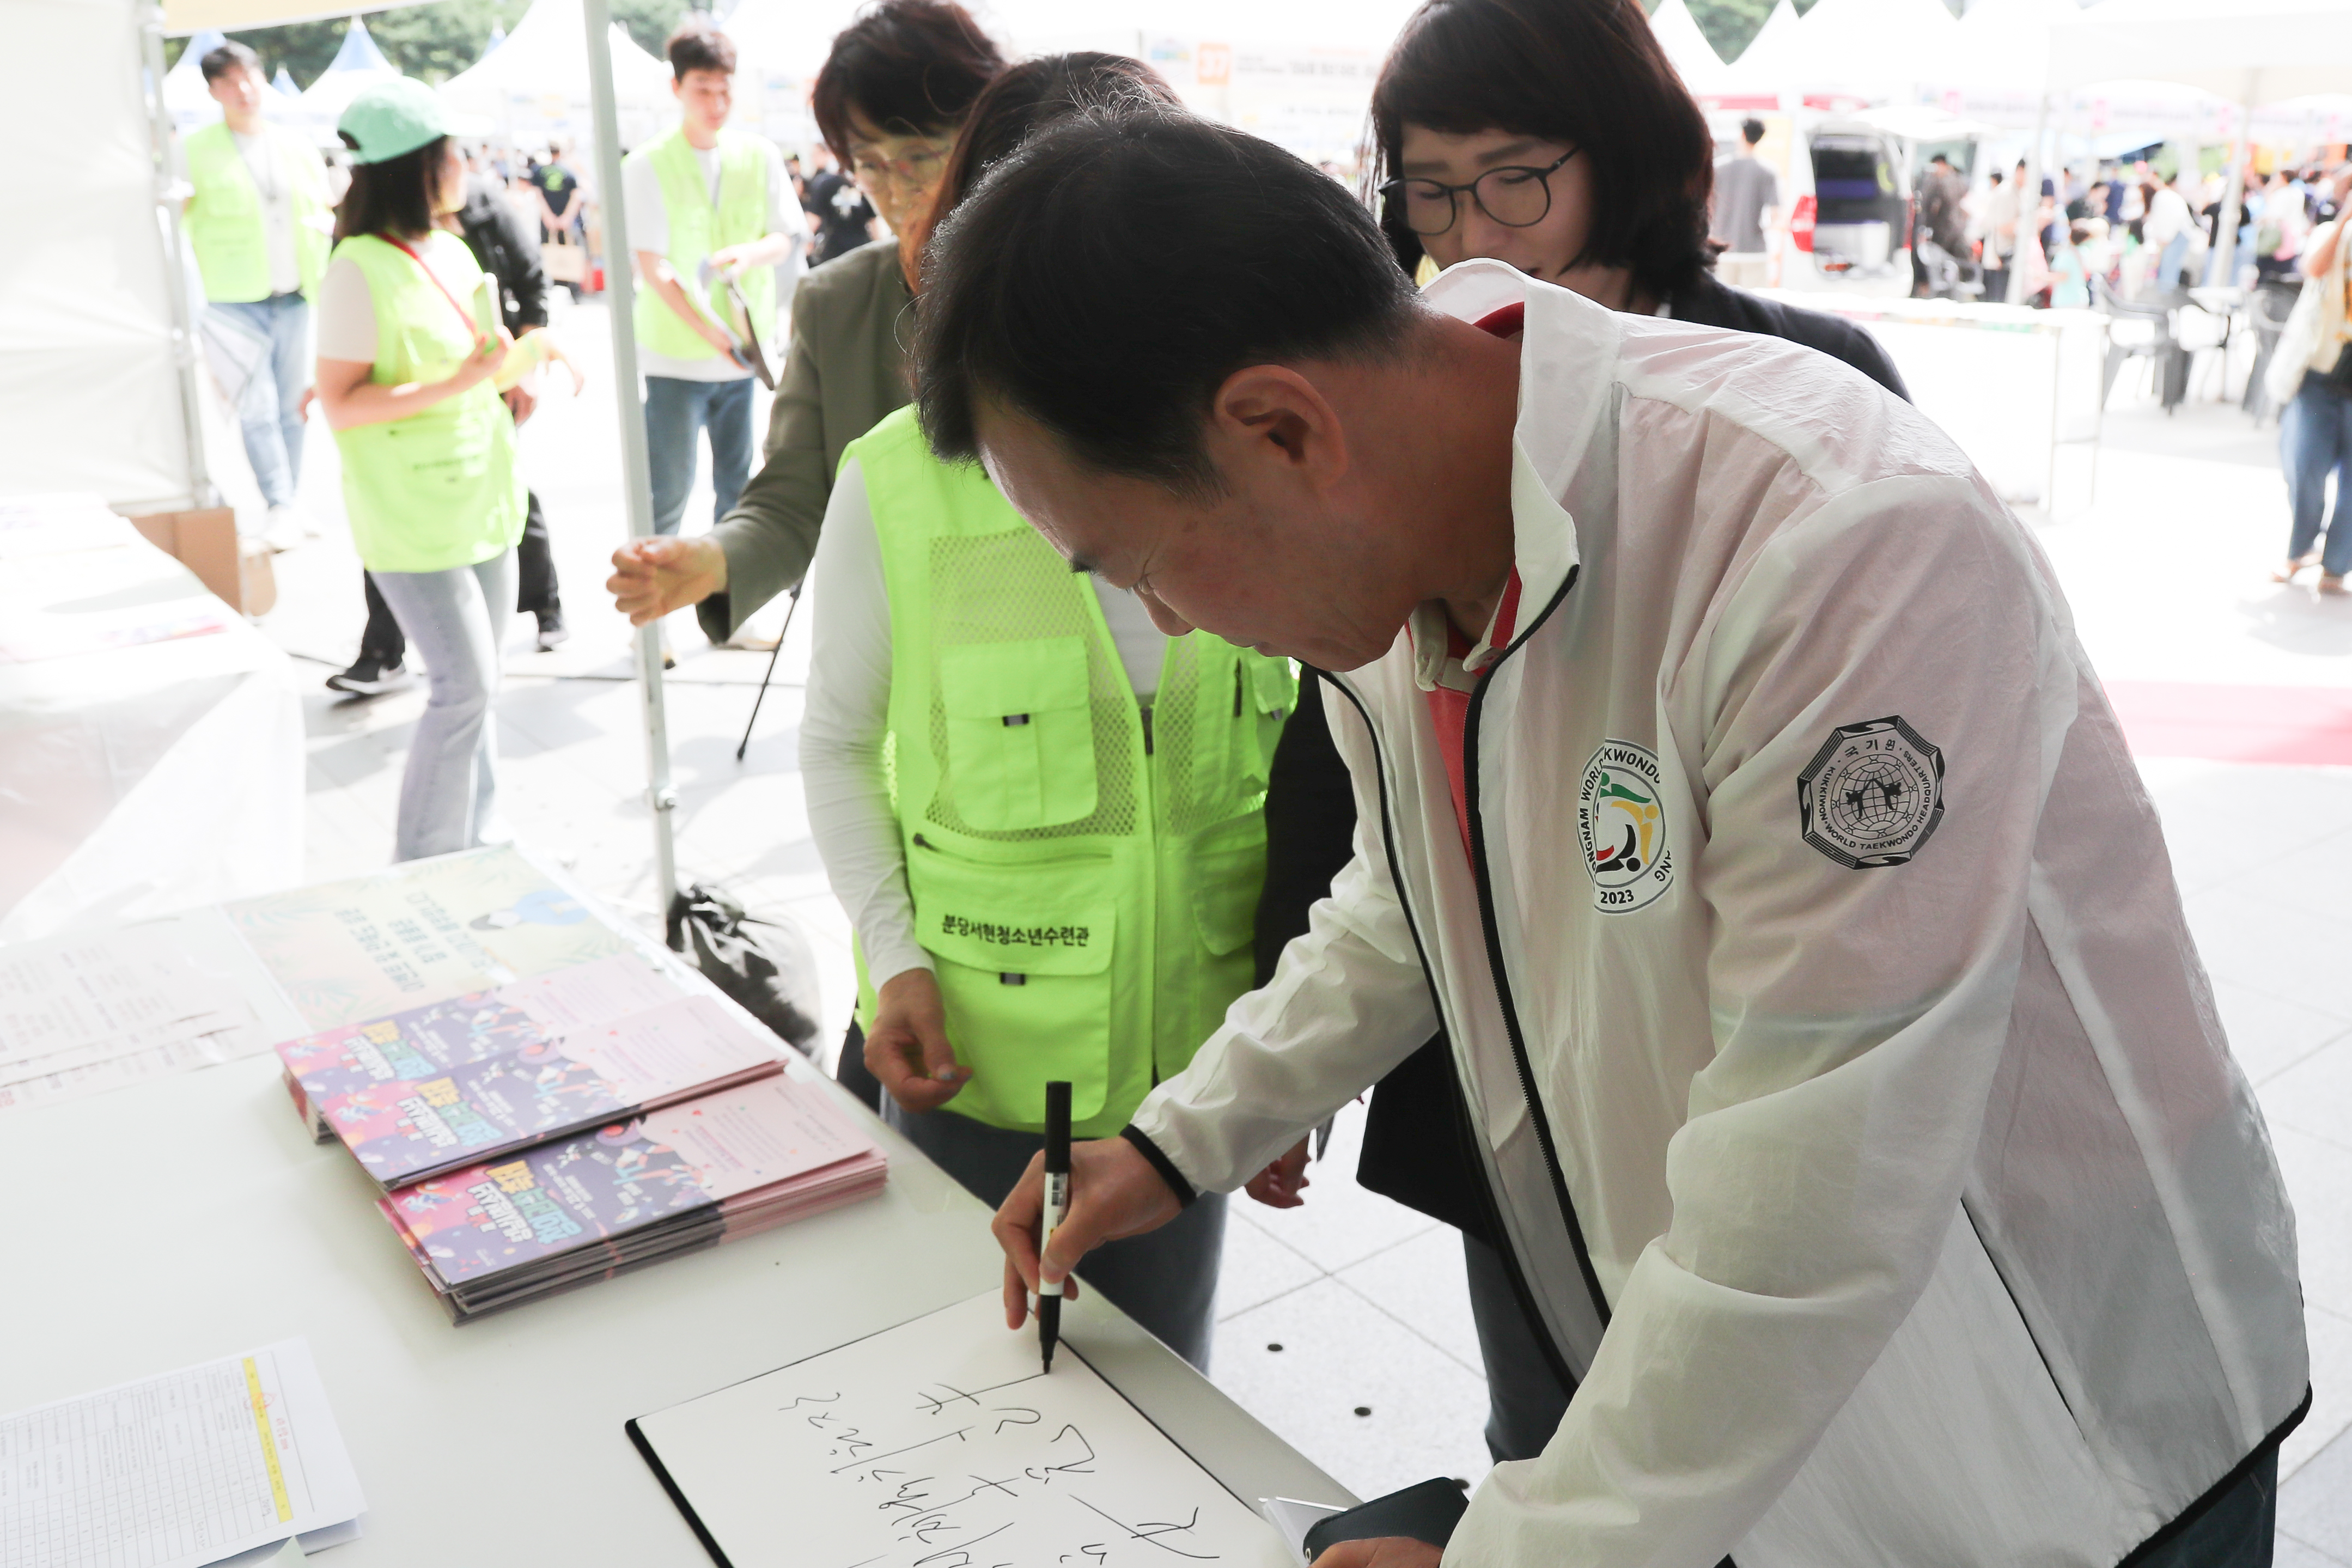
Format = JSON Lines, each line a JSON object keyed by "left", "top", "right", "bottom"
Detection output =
{"left": 862, "top": 968, "right": 969, "bottom": 1114}
{"left": 607, "top": 535, "right": 727, "bottom": 625}
{"left": 503, "top": 382, "right": 538, "bottom": 427}
{"left": 707, "top": 241, "right": 754, "bottom": 277}
{"left": 994, "top": 1135, "right": 1183, "bottom": 1329}
{"left": 1245, "top": 1137, "right": 1313, "bottom": 1209}
{"left": 1310, "top": 1539, "right": 1444, "bottom": 1568}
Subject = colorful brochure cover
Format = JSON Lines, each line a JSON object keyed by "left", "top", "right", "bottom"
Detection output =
{"left": 312, "top": 994, "right": 781, "bottom": 1188}
{"left": 378, "top": 1076, "right": 874, "bottom": 1285}
{"left": 275, "top": 954, "right": 680, "bottom": 1109}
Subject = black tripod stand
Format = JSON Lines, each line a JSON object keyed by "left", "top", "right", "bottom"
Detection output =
{"left": 734, "top": 583, "right": 805, "bottom": 761}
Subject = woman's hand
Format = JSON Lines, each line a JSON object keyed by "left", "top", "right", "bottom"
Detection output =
{"left": 444, "top": 328, "right": 511, "bottom": 395}
{"left": 994, "top": 1134, "right": 1184, "bottom": 1327}
{"left": 1245, "top": 1137, "right": 1313, "bottom": 1209}
{"left": 863, "top": 968, "right": 969, "bottom": 1113}
{"left": 607, "top": 535, "right": 728, "bottom": 624}
{"left": 1310, "top": 1538, "right": 1444, "bottom": 1568}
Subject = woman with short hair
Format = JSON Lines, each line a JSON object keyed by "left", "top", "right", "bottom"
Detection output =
{"left": 313, "top": 79, "right": 525, "bottom": 861}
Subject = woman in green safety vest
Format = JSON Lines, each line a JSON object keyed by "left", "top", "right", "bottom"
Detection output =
{"left": 800, "top": 57, "right": 1294, "bottom": 1371}
{"left": 313, "top": 79, "right": 526, "bottom": 862}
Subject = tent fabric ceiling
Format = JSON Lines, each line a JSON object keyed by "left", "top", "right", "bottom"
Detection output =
{"left": 2048, "top": 0, "right": 2352, "bottom": 102}
{"left": 163, "top": 0, "right": 406, "bottom": 35}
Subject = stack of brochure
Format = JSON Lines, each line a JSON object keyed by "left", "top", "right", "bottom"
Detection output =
{"left": 272, "top": 954, "right": 886, "bottom": 1320}
{"left": 376, "top": 1074, "right": 887, "bottom": 1321}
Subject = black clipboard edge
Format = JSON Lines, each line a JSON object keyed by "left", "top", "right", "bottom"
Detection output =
{"left": 626, "top": 1415, "right": 739, "bottom": 1568}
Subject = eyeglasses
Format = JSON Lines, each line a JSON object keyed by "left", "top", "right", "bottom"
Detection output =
{"left": 849, "top": 141, "right": 949, "bottom": 191}
{"left": 1379, "top": 150, "right": 1579, "bottom": 237}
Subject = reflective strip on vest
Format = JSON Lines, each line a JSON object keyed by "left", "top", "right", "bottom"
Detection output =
{"left": 629, "top": 128, "right": 777, "bottom": 361}
{"left": 848, "top": 406, "right": 1296, "bottom": 1137}
{"left": 327, "top": 234, "right": 526, "bottom": 575}
{"left": 184, "top": 123, "right": 329, "bottom": 303}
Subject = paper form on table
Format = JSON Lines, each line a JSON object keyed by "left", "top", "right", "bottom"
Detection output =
{"left": 0, "top": 1339, "right": 365, "bottom": 1568}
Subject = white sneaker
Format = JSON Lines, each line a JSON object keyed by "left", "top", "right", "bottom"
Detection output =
{"left": 262, "top": 505, "right": 307, "bottom": 553}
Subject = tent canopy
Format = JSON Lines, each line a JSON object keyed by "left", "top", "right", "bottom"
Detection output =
{"left": 1714, "top": 0, "right": 1802, "bottom": 97}
{"left": 297, "top": 15, "right": 401, "bottom": 121}
{"left": 440, "top": 0, "right": 676, "bottom": 148}
{"left": 1941, "top": 0, "right": 2079, "bottom": 96}
{"left": 2049, "top": 0, "right": 2352, "bottom": 103}
{"left": 1648, "top": 0, "right": 1731, "bottom": 97}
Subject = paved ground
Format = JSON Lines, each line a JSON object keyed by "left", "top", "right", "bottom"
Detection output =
{"left": 258, "top": 297, "right": 2352, "bottom": 1549}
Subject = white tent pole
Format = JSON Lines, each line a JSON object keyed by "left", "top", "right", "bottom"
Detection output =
{"left": 140, "top": 3, "right": 216, "bottom": 511}
{"left": 580, "top": 0, "right": 680, "bottom": 929}
{"left": 2207, "top": 72, "right": 2257, "bottom": 288}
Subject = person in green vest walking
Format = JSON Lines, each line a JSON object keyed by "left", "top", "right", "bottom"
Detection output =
{"left": 799, "top": 56, "right": 1278, "bottom": 1371}
{"left": 182, "top": 41, "right": 330, "bottom": 552}
{"left": 312, "top": 80, "right": 526, "bottom": 862}
{"left": 623, "top": 21, "right": 805, "bottom": 548}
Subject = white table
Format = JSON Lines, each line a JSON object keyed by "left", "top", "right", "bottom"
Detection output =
{"left": 0, "top": 511, "right": 301, "bottom": 943}
{"left": 0, "top": 929, "right": 1352, "bottom": 1562}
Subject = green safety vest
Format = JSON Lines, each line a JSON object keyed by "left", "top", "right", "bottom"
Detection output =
{"left": 850, "top": 408, "right": 1298, "bottom": 1138}
{"left": 328, "top": 233, "right": 526, "bottom": 574}
{"left": 183, "top": 121, "right": 330, "bottom": 303}
{"left": 627, "top": 127, "right": 777, "bottom": 362}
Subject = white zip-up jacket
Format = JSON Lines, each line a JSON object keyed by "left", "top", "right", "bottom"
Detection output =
{"left": 1128, "top": 263, "right": 2308, "bottom": 1567}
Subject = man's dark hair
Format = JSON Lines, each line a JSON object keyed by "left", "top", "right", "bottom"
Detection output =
{"left": 1740, "top": 116, "right": 1765, "bottom": 145}
{"left": 1930, "top": 152, "right": 1951, "bottom": 167}
{"left": 812, "top": 0, "right": 1004, "bottom": 163}
{"left": 666, "top": 19, "right": 736, "bottom": 79}
{"left": 333, "top": 135, "right": 450, "bottom": 241}
{"left": 916, "top": 109, "right": 1424, "bottom": 498}
{"left": 1368, "top": 0, "right": 1715, "bottom": 297}
{"left": 199, "top": 40, "right": 261, "bottom": 83}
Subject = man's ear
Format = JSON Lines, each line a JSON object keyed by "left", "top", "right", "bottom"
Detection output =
{"left": 1208, "top": 365, "right": 1350, "bottom": 491}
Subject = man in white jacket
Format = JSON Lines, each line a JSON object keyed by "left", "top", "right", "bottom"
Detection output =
{"left": 912, "top": 108, "right": 2308, "bottom": 1568}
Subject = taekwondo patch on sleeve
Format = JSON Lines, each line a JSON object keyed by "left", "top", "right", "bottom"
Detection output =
{"left": 1796, "top": 716, "right": 1946, "bottom": 869}
{"left": 1578, "top": 740, "right": 1674, "bottom": 912}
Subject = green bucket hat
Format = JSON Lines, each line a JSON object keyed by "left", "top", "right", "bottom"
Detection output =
{"left": 338, "top": 77, "right": 449, "bottom": 165}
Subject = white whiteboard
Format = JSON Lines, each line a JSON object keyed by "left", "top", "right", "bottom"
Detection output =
{"left": 628, "top": 1291, "right": 1291, "bottom": 1568}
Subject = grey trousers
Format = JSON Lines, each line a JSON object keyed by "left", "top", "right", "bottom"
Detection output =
{"left": 879, "top": 1083, "right": 1226, "bottom": 1372}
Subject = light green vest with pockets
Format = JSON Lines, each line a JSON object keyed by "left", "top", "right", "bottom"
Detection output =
{"left": 851, "top": 407, "right": 1298, "bottom": 1139}
{"left": 628, "top": 127, "right": 778, "bottom": 363}
{"left": 328, "top": 233, "right": 526, "bottom": 574}
{"left": 184, "top": 121, "right": 330, "bottom": 302}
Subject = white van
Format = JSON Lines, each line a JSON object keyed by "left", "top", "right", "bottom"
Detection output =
{"left": 1786, "top": 119, "right": 1915, "bottom": 296}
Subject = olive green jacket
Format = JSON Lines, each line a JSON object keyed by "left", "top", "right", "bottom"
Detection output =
{"left": 696, "top": 238, "right": 913, "bottom": 643}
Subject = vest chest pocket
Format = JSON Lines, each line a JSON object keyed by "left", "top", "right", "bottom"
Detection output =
{"left": 938, "top": 636, "right": 1099, "bottom": 832}
{"left": 907, "top": 841, "right": 1118, "bottom": 1128}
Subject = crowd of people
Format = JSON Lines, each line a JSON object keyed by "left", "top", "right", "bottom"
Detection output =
{"left": 1908, "top": 145, "right": 2350, "bottom": 310}
{"left": 174, "top": 1, "right": 2325, "bottom": 1563}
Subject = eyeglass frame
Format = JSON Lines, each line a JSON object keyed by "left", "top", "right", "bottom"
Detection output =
{"left": 847, "top": 136, "right": 953, "bottom": 192}
{"left": 1377, "top": 149, "right": 1580, "bottom": 237}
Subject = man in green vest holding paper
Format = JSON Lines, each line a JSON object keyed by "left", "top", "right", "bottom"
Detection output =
{"left": 623, "top": 21, "right": 805, "bottom": 546}
{"left": 182, "top": 41, "right": 330, "bottom": 551}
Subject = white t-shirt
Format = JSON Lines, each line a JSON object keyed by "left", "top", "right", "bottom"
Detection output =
{"left": 799, "top": 457, "right": 1171, "bottom": 987}
{"left": 313, "top": 229, "right": 493, "bottom": 364}
{"left": 231, "top": 129, "right": 302, "bottom": 296}
{"left": 623, "top": 136, "right": 805, "bottom": 382}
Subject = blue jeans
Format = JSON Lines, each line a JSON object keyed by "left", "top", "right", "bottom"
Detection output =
{"left": 370, "top": 551, "right": 515, "bottom": 861}
{"left": 2283, "top": 372, "right": 2352, "bottom": 576}
{"left": 211, "top": 294, "right": 309, "bottom": 508}
{"left": 643, "top": 375, "right": 754, "bottom": 537}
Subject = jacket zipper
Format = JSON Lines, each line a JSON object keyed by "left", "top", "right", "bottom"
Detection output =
{"left": 1457, "top": 564, "right": 1616, "bottom": 1333}
{"left": 1319, "top": 663, "right": 1585, "bottom": 1391}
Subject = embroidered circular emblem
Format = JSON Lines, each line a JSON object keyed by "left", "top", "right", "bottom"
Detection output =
{"left": 1577, "top": 740, "right": 1674, "bottom": 913}
{"left": 1797, "top": 716, "right": 1946, "bottom": 869}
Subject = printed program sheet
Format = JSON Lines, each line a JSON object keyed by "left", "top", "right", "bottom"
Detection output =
{"left": 0, "top": 1340, "right": 364, "bottom": 1568}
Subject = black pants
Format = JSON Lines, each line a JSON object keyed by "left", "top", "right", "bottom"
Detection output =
{"left": 361, "top": 489, "right": 557, "bottom": 661}
{"left": 838, "top": 1022, "right": 1224, "bottom": 1371}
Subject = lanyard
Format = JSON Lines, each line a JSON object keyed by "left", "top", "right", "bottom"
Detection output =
{"left": 382, "top": 235, "right": 490, "bottom": 352}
